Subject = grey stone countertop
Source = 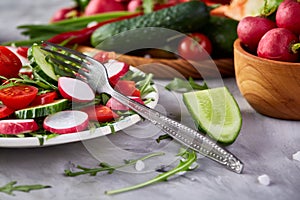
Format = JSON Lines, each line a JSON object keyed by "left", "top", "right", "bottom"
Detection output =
{"left": 0, "top": 1, "right": 299, "bottom": 200}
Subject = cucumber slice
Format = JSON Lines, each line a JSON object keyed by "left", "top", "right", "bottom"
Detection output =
{"left": 15, "top": 99, "right": 69, "bottom": 119}
{"left": 28, "top": 44, "right": 58, "bottom": 82}
{"left": 183, "top": 87, "right": 242, "bottom": 145}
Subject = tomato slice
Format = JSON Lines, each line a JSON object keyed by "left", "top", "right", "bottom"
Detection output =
{"left": 0, "top": 46, "right": 22, "bottom": 79}
{"left": 82, "top": 105, "right": 119, "bottom": 123}
{"left": 0, "top": 85, "right": 38, "bottom": 110}
{"left": 30, "top": 91, "right": 58, "bottom": 106}
{"left": 0, "top": 104, "right": 15, "bottom": 119}
{"left": 114, "top": 80, "right": 140, "bottom": 96}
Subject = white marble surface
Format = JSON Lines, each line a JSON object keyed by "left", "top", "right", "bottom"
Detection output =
{"left": 0, "top": 1, "right": 300, "bottom": 199}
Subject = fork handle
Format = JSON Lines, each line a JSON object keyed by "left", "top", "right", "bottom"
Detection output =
{"left": 110, "top": 90, "right": 244, "bottom": 173}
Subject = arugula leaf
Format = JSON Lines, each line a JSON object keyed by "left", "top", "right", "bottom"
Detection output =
{"left": 0, "top": 181, "right": 50, "bottom": 195}
{"left": 105, "top": 150, "right": 198, "bottom": 195}
{"left": 165, "top": 77, "right": 208, "bottom": 92}
{"left": 64, "top": 152, "right": 165, "bottom": 177}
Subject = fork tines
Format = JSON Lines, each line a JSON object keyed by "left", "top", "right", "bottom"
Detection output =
{"left": 41, "top": 42, "right": 90, "bottom": 72}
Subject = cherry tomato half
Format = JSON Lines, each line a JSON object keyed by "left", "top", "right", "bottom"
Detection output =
{"left": 0, "top": 85, "right": 38, "bottom": 110}
{"left": 82, "top": 105, "right": 119, "bottom": 123}
{"left": 30, "top": 91, "right": 58, "bottom": 106}
{"left": 178, "top": 33, "right": 212, "bottom": 61}
{"left": 0, "top": 46, "right": 22, "bottom": 79}
{"left": 0, "top": 104, "right": 15, "bottom": 119}
{"left": 114, "top": 80, "right": 141, "bottom": 97}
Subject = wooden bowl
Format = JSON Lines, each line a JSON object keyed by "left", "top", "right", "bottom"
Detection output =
{"left": 234, "top": 39, "right": 300, "bottom": 120}
{"left": 77, "top": 46, "right": 235, "bottom": 79}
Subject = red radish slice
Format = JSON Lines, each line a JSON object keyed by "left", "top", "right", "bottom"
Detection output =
{"left": 104, "top": 60, "right": 129, "bottom": 86}
{"left": 0, "top": 119, "right": 38, "bottom": 135}
{"left": 106, "top": 96, "right": 144, "bottom": 111}
{"left": 43, "top": 110, "right": 89, "bottom": 134}
{"left": 58, "top": 77, "right": 95, "bottom": 102}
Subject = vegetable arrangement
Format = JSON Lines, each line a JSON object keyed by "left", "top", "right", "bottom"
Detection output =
{"left": 237, "top": 0, "right": 300, "bottom": 62}
{"left": 0, "top": 45, "right": 156, "bottom": 141}
{"left": 4, "top": 0, "right": 239, "bottom": 61}
{"left": 0, "top": 0, "right": 245, "bottom": 196}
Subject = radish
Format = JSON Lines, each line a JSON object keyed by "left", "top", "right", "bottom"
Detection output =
{"left": 58, "top": 77, "right": 95, "bottom": 102}
{"left": 106, "top": 96, "right": 144, "bottom": 111}
{"left": 104, "top": 60, "right": 130, "bottom": 86}
{"left": 237, "top": 16, "right": 276, "bottom": 53}
{"left": 257, "top": 28, "right": 300, "bottom": 62}
{"left": 127, "top": 0, "right": 142, "bottom": 12}
{"left": 276, "top": 0, "right": 300, "bottom": 35}
{"left": 0, "top": 119, "right": 38, "bottom": 135}
{"left": 84, "top": 0, "right": 126, "bottom": 16}
{"left": 43, "top": 110, "right": 89, "bottom": 134}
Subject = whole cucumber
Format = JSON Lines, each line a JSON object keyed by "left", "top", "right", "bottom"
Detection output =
{"left": 202, "top": 16, "right": 238, "bottom": 57}
{"left": 91, "top": 1, "right": 210, "bottom": 51}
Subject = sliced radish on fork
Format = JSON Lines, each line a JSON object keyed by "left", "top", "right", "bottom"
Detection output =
{"left": 104, "top": 60, "right": 129, "bottom": 86}
{"left": 58, "top": 77, "right": 95, "bottom": 102}
{"left": 43, "top": 110, "right": 89, "bottom": 134}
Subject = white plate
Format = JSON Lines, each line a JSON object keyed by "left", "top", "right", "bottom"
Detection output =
{"left": 0, "top": 68, "right": 159, "bottom": 148}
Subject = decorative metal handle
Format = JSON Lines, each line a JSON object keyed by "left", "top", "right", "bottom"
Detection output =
{"left": 109, "top": 89, "right": 244, "bottom": 173}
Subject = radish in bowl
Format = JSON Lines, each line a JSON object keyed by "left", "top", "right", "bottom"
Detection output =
{"left": 43, "top": 110, "right": 89, "bottom": 134}
{"left": 58, "top": 77, "right": 95, "bottom": 102}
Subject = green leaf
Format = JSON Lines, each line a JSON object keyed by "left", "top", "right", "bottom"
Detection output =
{"left": 0, "top": 181, "right": 51, "bottom": 195}
{"left": 261, "top": 0, "right": 283, "bottom": 16}
{"left": 105, "top": 150, "right": 197, "bottom": 195}
{"left": 165, "top": 77, "right": 208, "bottom": 92}
{"left": 65, "top": 152, "right": 165, "bottom": 177}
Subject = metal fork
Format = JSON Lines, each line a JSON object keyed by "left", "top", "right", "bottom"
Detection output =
{"left": 42, "top": 41, "right": 244, "bottom": 174}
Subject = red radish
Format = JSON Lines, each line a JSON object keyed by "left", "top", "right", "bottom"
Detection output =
{"left": 93, "top": 51, "right": 115, "bottom": 63}
{"left": 84, "top": 0, "right": 126, "bottom": 16}
{"left": 0, "top": 119, "right": 38, "bottom": 135}
{"left": 106, "top": 96, "right": 144, "bottom": 111}
{"left": 43, "top": 110, "right": 89, "bottom": 134}
{"left": 257, "top": 28, "right": 300, "bottom": 62}
{"left": 237, "top": 16, "right": 277, "bottom": 53}
{"left": 127, "top": 0, "right": 142, "bottom": 12}
{"left": 276, "top": 0, "right": 300, "bottom": 35}
{"left": 58, "top": 77, "right": 95, "bottom": 102}
{"left": 50, "top": 7, "right": 79, "bottom": 22}
{"left": 104, "top": 60, "right": 130, "bottom": 86}
{"left": 16, "top": 47, "right": 29, "bottom": 58}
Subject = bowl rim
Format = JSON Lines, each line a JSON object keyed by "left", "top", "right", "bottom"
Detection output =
{"left": 234, "top": 39, "right": 300, "bottom": 67}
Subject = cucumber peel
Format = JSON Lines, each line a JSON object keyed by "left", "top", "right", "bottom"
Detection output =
{"left": 15, "top": 99, "right": 69, "bottom": 119}
{"left": 183, "top": 87, "right": 242, "bottom": 145}
{"left": 28, "top": 44, "right": 58, "bottom": 82}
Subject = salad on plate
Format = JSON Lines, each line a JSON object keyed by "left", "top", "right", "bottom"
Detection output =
{"left": 0, "top": 44, "right": 158, "bottom": 147}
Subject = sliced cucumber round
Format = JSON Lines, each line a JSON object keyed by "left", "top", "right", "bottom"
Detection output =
{"left": 183, "top": 87, "right": 242, "bottom": 145}
{"left": 28, "top": 44, "right": 58, "bottom": 82}
{"left": 15, "top": 99, "right": 69, "bottom": 119}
